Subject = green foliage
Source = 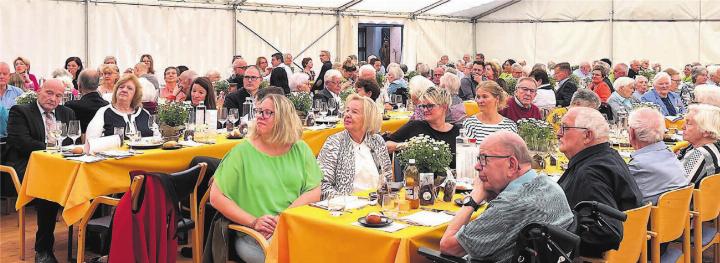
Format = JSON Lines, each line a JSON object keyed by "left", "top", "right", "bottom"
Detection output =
{"left": 260, "top": 80, "right": 270, "bottom": 90}
{"left": 517, "top": 118, "right": 555, "bottom": 151}
{"left": 639, "top": 69, "right": 656, "bottom": 84}
{"left": 15, "top": 91, "right": 37, "bottom": 105}
{"left": 397, "top": 134, "right": 452, "bottom": 173}
{"left": 157, "top": 102, "right": 189, "bottom": 127}
{"left": 405, "top": 71, "right": 419, "bottom": 81}
{"left": 213, "top": 79, "right": 230, "bottom": 94}
{"left": 339, "top": 86, "right": 356, "bottom": 104}
{"left": 288, "top": 92, "right": 313, "bottom": 114}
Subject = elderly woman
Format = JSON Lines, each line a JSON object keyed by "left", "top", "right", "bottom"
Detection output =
{"left": 289, "top": 72, "right": 311, "bottom": 93}
{"left": 694, "top": 84, "right": 720, "bottom": 106}
{"left": 607, "top": 77, "right": 638, "bottom": 120}
{"left": 65, "top": 57, "right": 84, "bottom": 90}
{"left": 679, "top": 66, "right": 708, "bottom": 108}
{"left": 319, "top": 94, "right": 392, "bottom": 198}
{"left": 205, "top": 70, "right": 222, "bottom": 83}
{"left": 13, "top": 57, "right": 39, "bottom": 91}
{"left": 385, "top": 87, "right": 460, "bottom": 168}
{"left": 587, "top": 66, "right": 611, "bottom": 103}
{"left": 632, "top": 75, "right": 649, "bottom": 101}
{"left": 408, "top": 75, "right": 433, "bottom": 121}
{"left": 677, "top": 103, "right": 720, "bottom": 187}
{"left": 209, "top": 94, "right": 321, "bottom": 263}
{"left": 386, "top": 66, "right": 407, "bottom": 95}
{"left": 86, "top": 75, "right": 154, "bottom": 140}
{"left": 99, "top": 63, "right": 120, "bottom": 99}
{"left": 463, "top": 81, "right": 517, "bottom": 143}
{"left": 103, "top": 56, "right": 117, "bottom": 65}
{"left": 160, "top": 66, "right": 179, "bottom": 101}
{"left": 641, "top": 72, "right": 685, "bottom": 116}
{"left": 190, "top": 77, "right": 217, "bottom": 109}
{"left": 439, "top": 72, "right": 466, "bottom": 124}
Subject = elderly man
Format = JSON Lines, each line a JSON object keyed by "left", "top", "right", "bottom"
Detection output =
{"left": 228, "top": 56, "right": 247, "bottom": 87}
{"left": 573, "top": 61, "right": 592, "bottom": 79}
{"left": 570, "top": 89, "right": 602, "bottom": 109}
{"left": 224, "top": 65, "right": 262, "bottom": 110}
{"left": 7, "top": 79, "right": 76, "bottom": 263}
{"left": 439, "top": 131, "right": 574, "bottom": 261}
{"left": 607, "top": 77, "right": 638, "bottom": 120}
{"left": 174, "top": 69, "right": 197, "bottom": 102}
{"left": 628, "top": 60, "right": 640, "bottom": 78}
{"left": 633, "top": 75, "right": 649, "bottom": 101}
{"left": 557, "top": 107, "right": 642, "bottom": 257}
{"left": 510, "top": 63, "right": 524, "bottom": 78}
{"left": 706, "top": 65, "right": 720, "bottom": 87}
{"left": 642, "top": 72, "right": 685, "bottom": 116}
{"left": 358, "top": 64, "right": 377, "bottom": 81}
{"left": 627, "top": 108, "right": 688, "bottom": 204}
{"left": 613, "top": 63, "right": 629, "bottom": 80}
{"left": 0, "top": 62, "right": 23, "bottom": 110}
{"left": 462, "top": 54, "right": 471, "bottom": 65}
{"left": 312, "top": 50, "right": 333, "bottom": 92}
{"left": 459, "top": 61, "right": 484, "bottom": 101}
{"left": 432, "top": 66, "right": 445, "bottom": 85}
{"left": 500, "top": 77, "right": 541, "bottom": 122}
{"left": 313, "top": 69, "right": 343, "bottom": 115}
{"left": 205, "top": 70, "right": 222, "bottom": 82}
{"left": 64, "top": 69, "right": 109, "bottom": 133}
{"left": 438, "top": 55, "right": 449, "bottom": 66}
{"left": 269, "top": 52, "right": 290, "bottom": 94}
{"left": 553, "top": 62, "right": 578, "bottom": 107}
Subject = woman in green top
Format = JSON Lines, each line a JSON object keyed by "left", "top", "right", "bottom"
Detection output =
{"left": 210, "top": 94, "right": 322, "bottom": 263}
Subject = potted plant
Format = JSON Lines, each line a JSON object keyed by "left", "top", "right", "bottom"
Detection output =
{"left": 157, "top": 102, "right": 188, "bottom": 141}
{"left": 213, "top": 79, "right": 230, "bottom": 95}
{"left": 397, "top": 134, "right": 452, "bottom": 181}
{"left": 15, "top": 91, "right": 37, "bottom": 105}
{"left": 517, "top": 118, "right": 555, "bottom": 169}
{"left": 287, "top": 92, "right": 312, "bottom": 117}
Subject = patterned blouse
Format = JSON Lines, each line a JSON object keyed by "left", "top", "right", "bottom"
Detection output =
{"left": 318, "top": 130, "right": 392, "bottom": 199}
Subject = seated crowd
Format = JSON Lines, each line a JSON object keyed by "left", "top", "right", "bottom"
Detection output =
{"left": 1, "top": 52, "right": 719, "bottom": 263}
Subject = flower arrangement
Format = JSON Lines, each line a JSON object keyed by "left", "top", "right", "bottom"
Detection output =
{"left": 213, "top": 79, "right": 230, "bottom": 94}
{"left": 157, "top": 102, "right": 189, "bottom": 127}
{"left": 517, "top": 118, "right": 555, "bottom": 151}
{"left": 288, "top": 92, "right": 313, "bottom": 114}
{"left": 376, "top": 74, "right": 385, "bottom": 87}
{"left": 505, "top": 77, "right": 517, "bottom": 94}
{"left": 639, "top": 69, "right": 656, "bottom": 84}
{"left": 339, "top": 86, "right": 356, "bottom": 104}
{"left": 15, "top": 91, "right": 37, "bottom": 105}
{"left": 260, "top": 80, "right": 270, "bottom": 90}
{"left": 397, "top": 134, "right": 452, "bottom": 173}
{"left": 632, "top": 101, "right": 661, "bottom": 112}
{"left": 405, "top": 71, "right": 419, "bottom": 81}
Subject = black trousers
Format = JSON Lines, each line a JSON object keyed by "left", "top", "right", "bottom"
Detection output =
{"left": 34, "top": 198, "right": 61, "bottom": 252}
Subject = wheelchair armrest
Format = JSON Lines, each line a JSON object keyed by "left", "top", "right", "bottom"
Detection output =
{"left": 418, "top": 247, "right": 467, "bottom": 263}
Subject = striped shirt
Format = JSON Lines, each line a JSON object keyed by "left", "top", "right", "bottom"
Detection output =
{"left": 678, "top": 141, "right": 720, "bottom": 187}
{"left": 462, "top": 116, "right": 518, "bottom": 144}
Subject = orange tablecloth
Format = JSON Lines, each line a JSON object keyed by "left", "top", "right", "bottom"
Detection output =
{"left": 267, "top": 194, "right": 483, "bottom": 263}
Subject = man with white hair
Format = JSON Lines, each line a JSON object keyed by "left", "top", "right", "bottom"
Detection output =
{"left": 569, "top": 89, "right": 602, "bottom": 109}
{"left": 706, "top": 64, "right": 720, "bottom": 87}
{"left": 627, "top": 108, "right": 688, "bottom": 205}
{"left": 175, "top": 69, "right": 197, "bottom": 102}
{"left": 613, "top": 63, "right": 629, "bottom": 79}
{"left": 358, "top": 64, "right": 377, "bottom": 81}
{"left": 462, "top": 54, "right": 471, "bottom": 65}
{"left": 0, "top": 62, "right": 24, "bottom": 110}
{"left": 313, "top": 69, "right": 343, "bottom": 115}
{"left": 573, "top": 61, "right": 591, "bottom": 79}
{"left": 694, "top": 84, "right": 720, "bottom": 106}
{"left": 632, "top": 75, "right": 649, "bottom": 101}
{"left": 557, "top": 107, "right": 642, "bottom": 257}
{"left": 607, "top": 77, "right": 638, "bottom": 119}
{"left": 628, "top": 60, "right": 640, "bottom": 79}
{"left": 499, "top": 77, "right": 541, "bottom": 122}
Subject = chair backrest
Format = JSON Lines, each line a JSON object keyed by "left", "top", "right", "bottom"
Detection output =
{"left": 170, "top": 163, "right": 207, "bottom": 202}
{"left": 130, "top": 175, "right": 145, "bottom": 211}
{"left": 0, "top": 165, "right": 22, "bottom": 193}
{"left": 605, "top": 203, "right": 652, "bottom": 262}
{"left": 695, "top": 174, "right": 720, "bottom": 222}
{"left": 651, "top": 186, "right": 694, "bottom": 243}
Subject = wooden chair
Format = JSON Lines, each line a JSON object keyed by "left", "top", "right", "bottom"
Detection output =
{"left": 198, "top": 178, "right": 270, "bottom": 262}
{"left": 691, "top": 174, "right": 720, "bottom": 263}
{"left": 0, "top": 165, "right": 25, "bottom": 260}
{"left": 580, "top": 203, "right": 653, "bottom": 263}
{"left": 649, "top": 186, "right": 694, "bottom": 263}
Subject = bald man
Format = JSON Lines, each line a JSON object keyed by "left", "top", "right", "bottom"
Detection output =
{"left": 439, "top": 131, "right": 573, "bottom": 261}
{"left": 7, "top": 79, "right": 76, "bottom": 262}
{"left": 0, "top": 62, "right": 24, "bottom": 109}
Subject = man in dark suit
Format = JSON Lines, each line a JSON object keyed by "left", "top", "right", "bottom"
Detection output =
{"left": 269, "top": 53, "right": 290, "bottom": 94}
{"left": 7, "top": 79, "right": 76, "bottom": 263}
{"left": 313, "top": 69, "right": 342, "bottom": 116}
{"left": 312, "top": 50, "right": 333, "bottom": 92}
{"left": 65, "top": 69, "right": 109, "bottom": 134}
{"left": 553, "top": 62, "right": 578, "bottom": 107}
{"left": 227, "top": 56, "right": 246, "bottom": 87}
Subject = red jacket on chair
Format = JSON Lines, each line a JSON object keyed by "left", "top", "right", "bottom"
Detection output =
{"left": 109, "top": 174, "right": 177, "bottom": 263}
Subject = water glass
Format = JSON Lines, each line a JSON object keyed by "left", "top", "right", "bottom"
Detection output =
{"left": 327, "top": 195, "right": 347, "bottom": 217}
{"left": 381, "top": 193, "right": 399, "bottom": 219}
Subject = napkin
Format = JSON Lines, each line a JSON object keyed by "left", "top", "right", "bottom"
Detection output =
{"left": 97, "top": 150, "right": 134, "bottom": 159}
{"left": 87, "top": 135, "right": 121, "bottom": 154}
{"left": 305, "top": 124, "right": 330, "bottom": 131}
{"left": 400, "top": 211, "right": 454, "bottom": 227}
{"left": 312, "top": 196, "right": 369, "bottom": 210}
{"left": 351, "top": 222, "right": 409, "bottom": 233}
{"left": 179, "top": 140, "right": 204, "bottom": 147}
{"left": 65, "top": 155, "right": 105, "bottom": 163}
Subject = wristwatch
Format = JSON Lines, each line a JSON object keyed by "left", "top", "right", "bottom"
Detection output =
{"left": 462, "top": 195, "right": 481, "bottom": 211}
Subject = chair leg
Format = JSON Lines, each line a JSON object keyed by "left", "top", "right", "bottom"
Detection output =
{"left": 19, "top": 207, "right": 25, "bottom": 261}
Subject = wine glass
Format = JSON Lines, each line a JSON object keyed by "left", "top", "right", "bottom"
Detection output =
{"left": 327, "top": 194, "right": 346, "bottom": 217}
{"left": 327, "top": 99, "right": 337, "bottom": 117}
{"left": 318, "top": 101, "right": 328, "bottom": 118}
{"left": 149, "top": 115, "right": 161, "bottom": 139}
{"left": 125, "top": 121, "right": 139, "bottom": 144}
{"left": 227, "top": 108, "right": 239, "bottom": 129}
{"left": 393, "top": 95, "right": 404, "bottom": 111}
{"left": 218, "top": 108, "right": 228, "bottom": 131}
{"left": 47, "top": 123, "right": 63, "bottom": 153}
{"left": 57, "top": 122, "right": 68, "bottom": 152}
{"left": 313, "top": 99, "right": 323, "bottom": 115}
{"left": 67, "top": 120, "right": 81, "bottom": 145}
{"left": 381, "top": 193, "right": 399, "bottom": 219}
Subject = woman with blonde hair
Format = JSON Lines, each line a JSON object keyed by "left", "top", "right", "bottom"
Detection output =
{"left": 439, "top": 72, "right": 466, "bottom": 124}
{"left": 86, "top": 75, "right": 154, "bottom": 140}
{"left": 462, "top": 81, "right": 517, "bottom": 143}
{"left": 99, "top": 63, "right": 120, "bottom": 99}
{"left": 209, "top": 94, "right": 322, "bottom": 263}
{"left": 13, "top": 57, "right": 39, "bottom": 91}
{"left": 319, "top": 94, "right": 392, "bottom": 198}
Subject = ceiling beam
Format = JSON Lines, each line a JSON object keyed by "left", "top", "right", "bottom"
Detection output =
{"left": 336, "top": 0, "right": 363, "bottom": 12}
{"left": 411, "top": 0, "right": 449, "bottom": 19}
{"left": 471, "top": 0, "right": 521, "bottom": 22}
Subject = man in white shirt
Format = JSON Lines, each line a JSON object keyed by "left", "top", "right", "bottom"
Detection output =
{"left": 573, "top": 61, "right": 591, "bottom": 79}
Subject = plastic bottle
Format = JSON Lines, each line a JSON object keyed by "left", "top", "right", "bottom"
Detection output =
{"left": 242, "top": 97, "right": 254, "bottom": 120}
{"left": 196, "top": 101, "right": 206, "bottom": 125}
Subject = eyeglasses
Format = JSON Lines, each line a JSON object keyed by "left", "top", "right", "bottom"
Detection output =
{"left": 254, "top": 109, "right": 275, "bottom": 118}
{"left": 558, "top": 124, "right": 589, "bottom": 136}
{"left": 417, "top": 103, "right": 437, "bottom": 111}
{"left": 243, "top": 75, "right": 261, "bottom": 81}
{"left": 476, "top": 153, "right": 511, "bottom": 166}
{"left": 234, "top": 66, "right": 249, "bottom": 70}
{"left": 517, "top": 87, "right": 537, "bottom": 94}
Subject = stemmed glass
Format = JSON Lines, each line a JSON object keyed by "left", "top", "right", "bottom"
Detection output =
{"left": 48, "top": 122, "right": 63, "bottom": 153}
{"left": 149, "top": 115, "right": 161, "bottom": 139}
{"left": 227, "top": 108, "right": 239, "bottom": 129}
{"left": 393, "top": 95, "right": 404, "bottom": 111}
{"left": 318, "top": 101, "right": 328, "bottom": 118}
{"left": 125, "top": 121, "right": 140, "bottom": 144}
{"left": 57, "top": 122, "right": 68, "bottom": 152}
{"left": 327, "top": 99, "right": 337, "bottom": 117}
{"left": 67, "top": 120, "right": 81, "bottom": 146}
{"left": 218, "top": 108, "right": 228, "bottom": 131}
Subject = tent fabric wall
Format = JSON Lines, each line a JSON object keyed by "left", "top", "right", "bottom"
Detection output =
{"left": 613, "top": 0, "right": 698, "bottom": 20}
{"left": 1, "top": 0, "right": 86, "bottom": 79}
{"left": 478, "top": 0, "right": 611, "bottom": 21}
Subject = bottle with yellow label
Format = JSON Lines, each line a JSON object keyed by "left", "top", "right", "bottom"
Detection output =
{"left": 404, "top": 159, "right": 420, "bottom": 209}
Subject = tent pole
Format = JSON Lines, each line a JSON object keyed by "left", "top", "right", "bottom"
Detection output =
{"left": 337, "top": 11, "right": 342, "bottom": 62}
{"left": 472, "top": 21, "right": 477, "bottom": 56}
{"left": 610, "top": 0, "right": 614, "bottom": 62}
{"left": 85, "top": 0, "right": 89, "bottom": 65}
{"left": 233, "top": 5, "right": 238, "bottom": 56}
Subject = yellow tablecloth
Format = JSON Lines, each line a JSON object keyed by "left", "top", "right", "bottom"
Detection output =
{"left": 463, "top": 101, "right": 479, "bottom": 116}
{"left": 267, "top": 193, "right": 484, "bottom": 263}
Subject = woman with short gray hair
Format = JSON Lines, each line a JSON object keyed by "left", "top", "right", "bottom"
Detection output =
{"left": 570, "top": 89, "right": 601, "bottom": 109}
{"left": 439, "top": 72, "right": 466, "bottom": 124}
{"left": 677, "top": 103, "right": 720, "bottom": 187}
{"left": 607, "top": 77, "right": 638, "bottom": 120}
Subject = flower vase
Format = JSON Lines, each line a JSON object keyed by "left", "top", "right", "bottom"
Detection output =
{"left": 159, "top": 124, "right": 184, "bottom": 142}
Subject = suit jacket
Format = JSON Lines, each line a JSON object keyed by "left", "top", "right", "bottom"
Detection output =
{"left": 223, "top": 88, "right": 251, "bottom": 110}
{"left": 312, "top": 61, "right": 333, "bottom": 92}
{"left": 556, "top": 79, "right": 578, "bottom": 107}
{"left": 269, "top": 67, "right": 290, "bottom": 94}
{"left": 64, "top": 92, "right": 109, "bottom": 133}
{"left": 7, "top": 103, "right": 75, "bottom": 180}
{"left": 313, "top": 88, "right": 340, "bottom": 115}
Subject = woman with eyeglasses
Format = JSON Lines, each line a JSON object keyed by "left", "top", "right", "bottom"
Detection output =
{"left": 385, "top": 87, "right": 460, "bottom": 168}
{"left": 209, "top": 94, "right": 321, "bottom": 263}
{"left": 98, "top": 64, "right": 120, "bottom": 100}
{"left": 587, "top": 65, "right": 611, "bottom": 103}
{"left": 160, "top": 67, "right": 179, "bottom": 101}
{"left": 676, "top": 103, "right": 720, "bottom": 187}
{"left": 318, "top": 94, "right": 392, "bottom": 199}
{"left": 463, "top": 81, "right": 517, "bottom": 144}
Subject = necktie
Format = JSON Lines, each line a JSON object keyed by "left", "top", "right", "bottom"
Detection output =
{"left": 44, "top": 111, "right": 56, "bottom": 143}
